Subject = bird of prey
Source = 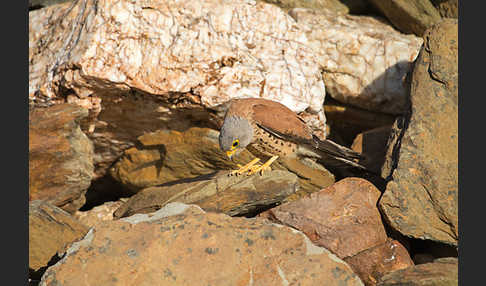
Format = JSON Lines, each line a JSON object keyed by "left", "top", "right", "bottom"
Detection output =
{"left": 218, "top": 98, "right": 367, "bottom": 175}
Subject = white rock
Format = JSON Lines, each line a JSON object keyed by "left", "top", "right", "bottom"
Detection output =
{"left": 29, "top": 0, "right": 326, "bottom": 117}
{"left": 289, "top": 8, "right": 423, "bottom": 114}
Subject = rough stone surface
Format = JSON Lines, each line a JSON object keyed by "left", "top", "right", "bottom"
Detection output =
{"left": 114, "top": 170, "right": 299, "bottom": 218}
{"left": 289, "top": 8, "right": 423, "bottom": 114}
{"left": 380, "top": 19, "right": 458, "bottom": 246}
{"left": 110, "top": 127, "right": 334, "bottom": 196}
{"left": 368, "top": 0, "right": 442, "bottom": 36}
{"left": 74, "top": 200, "right": 127, "bottom": 228}
{"left": 29, "top": 0, "right": 330, "bottom": 178}
{"left": 260, "top": 0, "right": 350, "bottom": 14}
{"left": 40, "top": 203, "right": 364, "bottom": 286}
{"left": 29, "top": 200, "right": 90, "bottom": 271}
{"left": 377, "top": 257, "right": 458, "bottom": 286}
{"left": 351, "top": 125, "right": 393, "bottom": 174}
{"left": 28, "top": 0, "right": 326, "bottom": 116}
{"left": 431, "top": 0, "right": 458, "bottom": 18}
{"left": 344, "top": 239, "right": 414, "bottom": 286}
{"left": 259, "top": 177, "right": 387, "bottom": 258}
{"left": 29, "top": 104, "right": 94, "bottom": 213}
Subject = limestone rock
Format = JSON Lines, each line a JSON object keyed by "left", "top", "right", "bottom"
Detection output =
{"left": 379, "top": 19, "right": 458, "bottom": 246}
{"left": 40, "top": 203, "right": 364, "bottom": 286}
{"left": 29, "top": 200, "right": 89, "bottom": 272}
{"left": 29, "top": 103, "right": 94, "bottom": 213}
{"left": 344, "top": 239, "right": 414, "bottom": 286}
{"left": 259, "top": 177, "right": 387, "bottom": 258}
{"left": 110, "top": 127, "right": 334, "bottom": 195}
{"left": 114, "top": 170, "right": 298, "bottom": 218}
{"left": 29, "top": 0, "right": 329, "bottom": 178}
{"left": 74, "top": 200, "right": 126, "bottom": 228}
{"left": 368, "top": 0, "right": 442, "bottom": 36}
{"left": 289, "top": 8, "right": 423, "bottom": 114}
{"left": 377, "top": 257, "right": 458, "bottom": 286}
{"left": 351, "top": 125, "right": 393, "bottom": 174}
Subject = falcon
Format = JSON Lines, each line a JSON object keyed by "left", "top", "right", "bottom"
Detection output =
{"left": 218, "top": 98, "right": 367, "bottom": 175}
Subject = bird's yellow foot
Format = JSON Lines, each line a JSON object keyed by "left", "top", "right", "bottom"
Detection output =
{"left": 230, "top": 158, "right": 261, "bottom": 176}
{"left": 247, "top": 155, "right": 279, "bottom": 176}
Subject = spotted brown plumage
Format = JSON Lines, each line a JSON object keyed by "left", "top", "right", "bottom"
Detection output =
{"left": 219, "top": 98, "right": 367, "bottom": 175}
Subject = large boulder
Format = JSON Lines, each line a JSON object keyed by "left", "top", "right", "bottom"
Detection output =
{"left": 40, "top": 203, "right": 364, "bottom": 286}
{"left": 29, "top": 103, "right": 94, "bottom": 213}
{"left": 380, "top": 19, "right": 458, "bottom": 246}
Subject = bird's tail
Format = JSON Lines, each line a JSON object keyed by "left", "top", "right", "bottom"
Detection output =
{"left": 311, "top": 135, "right": 368, "bottom": 171}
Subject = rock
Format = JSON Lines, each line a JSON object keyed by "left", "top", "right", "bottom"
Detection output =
{"left": 29, "top": 103, "right": 94, "bottom": 213}
{"left": 379, "top": 19, "right": 458, "bottom": 246}
{"left": 259, "top": 177, "right": 387, "bottom": 258}
{"left": 29, "top": 0, "right": 72, "bottom": 10}
{"left": 289, "top": 8, "right": 423, "bottom": 114}
{"left": 114, "top": 170, "right": 298, "bottom": 218}
{"left": 260, "top": 0, "right": 350, "bottom": 14}
{"left": 368, "top": 0, "right": 442, "bottom": 36}
{"left": 431, "top": 0, "right": 458, "bottom": 18}
{"left": 377, "top": 257, "right": 458, "bottom": 286}
{"left": 29, "top": 200, "right": 89, "bottom": 272}
{"left": 110, "top": 127, "right": 334, "bottom": 195}
{"left": 73, "top": 200, "right": 127, "bottom": 228}
{"left": 351, "top": 125, "right": 393, "bottom": 174}
{"left": 40, "top": 203, "right": 364, "bottom": 286}
{"left": 29, "top": 0, "right": 330, "bottom": 178}
{"left": 344, "top": 239, "right": 414, "bottom": 286}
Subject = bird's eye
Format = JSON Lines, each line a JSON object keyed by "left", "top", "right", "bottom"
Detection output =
{"left": 232, "top": 140, "right": 239, "bottom": 148}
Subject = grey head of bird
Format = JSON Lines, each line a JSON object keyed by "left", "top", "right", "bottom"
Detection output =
{"left": 218, "top": 115, "right": 254, "bottom": 159}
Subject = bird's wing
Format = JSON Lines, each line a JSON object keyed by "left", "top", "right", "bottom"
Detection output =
{"left": 251, "top": 102, "right": 313, "bottom": 143}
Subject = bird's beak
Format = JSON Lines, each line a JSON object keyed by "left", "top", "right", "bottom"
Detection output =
{"left": 226, "top": 149, "right": 237, "bottom": 160}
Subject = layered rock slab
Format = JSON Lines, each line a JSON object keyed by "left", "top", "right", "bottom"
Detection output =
{"left": 29, "top": 103, "right": 94, "bottom": 213}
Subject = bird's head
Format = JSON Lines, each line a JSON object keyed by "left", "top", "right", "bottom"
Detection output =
{"left": 218, "top": 115, "right": 254, "bottom": 160}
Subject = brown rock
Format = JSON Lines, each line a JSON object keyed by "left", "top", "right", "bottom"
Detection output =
{"left": 344, "top": 239, "right": 414, "bottom": 286}
{"left": 368, "top": 0, "right": 442, "bottom": 36}
{"left": 431, "top": 0, "right": 458, "bottom": 18}
{"left": 110, "top": 127, "right": 334, "bottom": 196}
{"left": 40, "top": 203, "right": 364, "bottom": 286}
{"left": 113, "top": 170, "right": 299, "bottom": 218}
{"left": 260, "top": 0, "right": 350, "bottom": 14}
{"left": 29, "top": 200, "right": 89, "bottom": 272}
{"left": 377, "top": 257, "right": 458, "bottom": 286}
{"left": 351, "top": 125, "right": 393, "bottom": 174}
{"left": 29, "top": 103, "right": 94, "bottom": 213}
{"left": 74, "top": 200, "right": 126, "bottom": 228}
{"left": 380, "top": 19, "right": 458, "bottom": 246}
{"left": 259, "top": 177, "right": 387, "bottom": 258}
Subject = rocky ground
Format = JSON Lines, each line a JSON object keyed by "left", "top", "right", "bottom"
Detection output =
{"left": 29, "top": 0, "right": 458, "bottom": 285}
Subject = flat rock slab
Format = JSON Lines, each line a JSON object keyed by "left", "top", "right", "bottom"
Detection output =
{"left": 380, "top": 19, "right": 458, "bottom": 246}
{"left": 113, "top": 169, "right": 299, "bottom": 218}
{"left": 40, "top": 203, "right": 364, "bottom": 286}
{"left": 260, "top": 177, "right": 387, "bottom": 258}
{"left": 368, "top": 0, "right": 442, "bottom": 36}
{"left": 29, "top": 200, "right": 89, "bottom": 271}
{"left": 377, "top": 257, "right": 458, "bottom": 286}
{"left": 29, "top": 103, "right": 94, "bottom": 213}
